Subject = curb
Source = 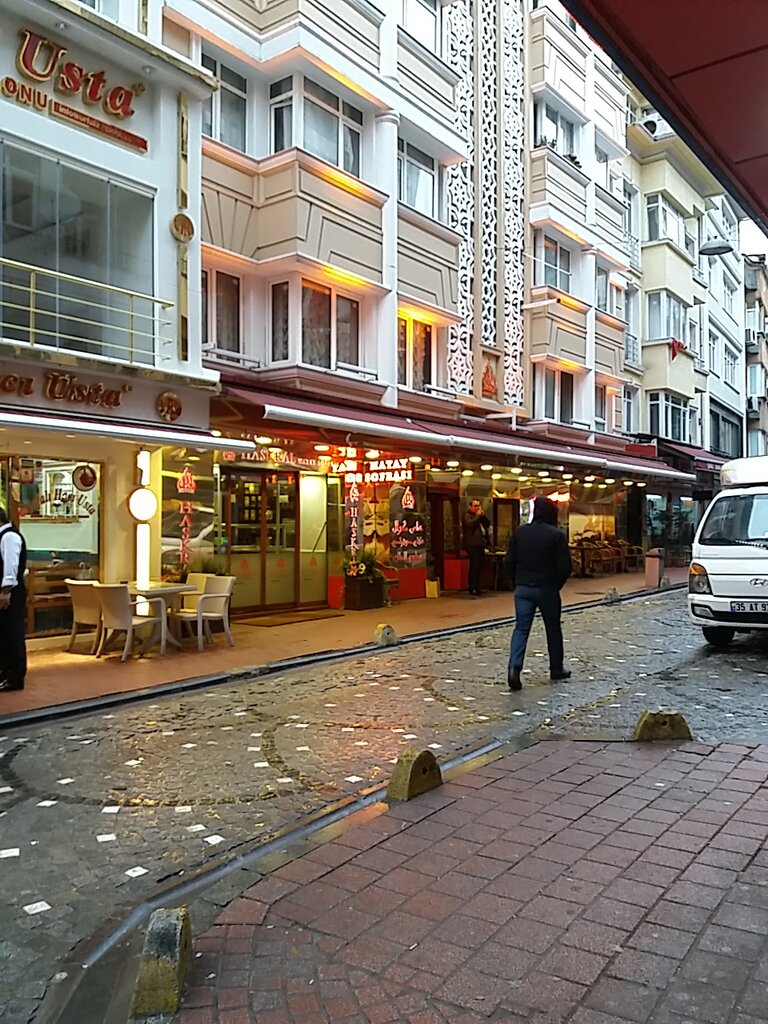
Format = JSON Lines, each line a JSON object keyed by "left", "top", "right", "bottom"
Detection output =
{"left": 1, "top": 584, "right": 685, "bottom": 729}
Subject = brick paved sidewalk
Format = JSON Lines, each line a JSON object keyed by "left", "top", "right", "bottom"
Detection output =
{"left": 181, "top": 739, "right": 768, "bottom": 1024}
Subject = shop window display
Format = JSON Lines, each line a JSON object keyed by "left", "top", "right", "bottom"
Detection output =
{"left": 2, "top": 456, "right": 100, "bottom": 635}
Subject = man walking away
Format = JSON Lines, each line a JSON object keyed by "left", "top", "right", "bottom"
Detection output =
{"left": 0, "top": 508, "right": 27, "bottom": 692}
{"left": 462, "top": 499, "right": 491, "bottom": 596}
{"left": 505, "top": 496, "right": 572, "bottom": 691}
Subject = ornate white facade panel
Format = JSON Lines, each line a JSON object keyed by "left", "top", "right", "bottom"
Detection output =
{"left": 479, "top": 0, "right": 499, "bottom": 353}
{"left": 501, "top": 0, "right": 526, "bottom": 405}
{"left": 445, "top": 0, "right": 474, "bottom": 396}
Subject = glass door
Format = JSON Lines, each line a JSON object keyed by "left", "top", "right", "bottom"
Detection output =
{"left": 228, "top": 474, "right": 264, "bottom": 609}
{"left": 264, "top": 473, "right": 297, "bottom": 606}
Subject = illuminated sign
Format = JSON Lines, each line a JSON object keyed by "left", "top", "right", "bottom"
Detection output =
{"left": 176, "top": 466, "right": 197, "bottom": 565}
{"left": 335, "top": 457, "right": 414, "bottom": 485}
{"left": 1, "top": 29, "right": 148, "bottom": 153}
{"left": 0, "top": 370, "right": 131, "bottom": 409}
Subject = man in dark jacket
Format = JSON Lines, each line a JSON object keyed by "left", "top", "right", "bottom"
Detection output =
{"left": 462, "top": 499, "right": 491, "bottom": 596}
{"left": 504, "top": 496, "right": 572, "bottom": 690}
{"left": 0, "top": 507, "right": 27, "bottom": 692}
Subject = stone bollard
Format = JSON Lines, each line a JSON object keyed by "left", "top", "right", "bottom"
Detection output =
{"left": 130, "top": 907, "right": 191, "bottom": 1019}
{"left": 374, "top": 623, "right": 400, "bottom": 647}
{"left": 633, "top": 710, "right": 692, "bottom": 742}
{"left": 605, "top": 587, "right": 620, "bottom": 604}
{"left": 387, "top": 749, "right": 443, "bottom": 802}
{"left": 660, "top": 576, "right": 672, "bottom": 590}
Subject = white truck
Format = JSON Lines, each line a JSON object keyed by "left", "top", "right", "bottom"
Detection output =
{"left": 689, "top": 455, "right": 768, "bottom": 647}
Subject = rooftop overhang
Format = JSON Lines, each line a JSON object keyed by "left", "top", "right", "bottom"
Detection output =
{"left": 564, "top": 0, "right": 768, "bottom": 233}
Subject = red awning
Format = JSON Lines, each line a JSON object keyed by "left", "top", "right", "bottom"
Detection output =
{"left": 564, "top": 0, "right": 768, "bottom": 232}
{"left": 658, "top": 441, "right": 727, "bottom": 474}
{"left": 220, "top": 386, "right": 695, "bottom": 482}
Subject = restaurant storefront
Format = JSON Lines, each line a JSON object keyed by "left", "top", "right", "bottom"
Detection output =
{"left": 210, "top": 387, "right": 696, "bottom": 609}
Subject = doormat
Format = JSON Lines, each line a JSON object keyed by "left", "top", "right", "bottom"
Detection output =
{"left": 237, "top": 610, "right": 345, "bottom": 627}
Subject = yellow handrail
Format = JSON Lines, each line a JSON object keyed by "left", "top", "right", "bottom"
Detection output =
{"left": 0, "top": 256, "right": 174, "bottom": 308}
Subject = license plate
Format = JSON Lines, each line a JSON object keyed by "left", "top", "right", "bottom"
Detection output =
{"left": 730, "top": 601, "right": 768, "bottom": 613}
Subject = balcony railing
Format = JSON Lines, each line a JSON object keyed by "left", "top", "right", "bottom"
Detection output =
{"left": 624, "top": 231, "right": 641, "bottom": 269}
{"left": 693, "top": 262, "right": 708, "bottom": 286}
{"left": 0, "top": 257, "right": 174, "bottom": 368}
{"left": 624, "top": 332, "right": 641, "bottom": 366}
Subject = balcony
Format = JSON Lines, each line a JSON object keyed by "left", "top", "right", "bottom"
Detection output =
{"left": 692, "top": 262, "right": 708, "bottom": 286}
{"left": 0, "top": 257, "right": 173, "bottom": 369}
{"left": 529, "top": 146, "right": 589, "bottom": 228}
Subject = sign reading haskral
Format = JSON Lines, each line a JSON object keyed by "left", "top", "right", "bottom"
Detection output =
{"left": 1, "top": 28, "right": 149, "bottom": 153}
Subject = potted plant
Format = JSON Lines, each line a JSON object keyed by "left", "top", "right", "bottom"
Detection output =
{"left": 342, "top": 551, "right": 385, "bottom": 611}
{"left": 565, "top": 153, "right": 582, "bottom": 169}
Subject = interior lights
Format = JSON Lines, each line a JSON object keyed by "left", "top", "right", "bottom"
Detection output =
{"left": 511, "top": 467, "right": 523, "bottom": 474}
{"left": 255, "top": 436, "right": 273, "bottom": 445}
{"left": 623, "top": 480, "right": 634, "bottom": 487}
{"left": 584, "top": 474, "right": 596, "bottom": 482}
{"left": 491, "top": 472, "right": 502, "bottom": 480}
{"left": 538, "top": 470, "right": 549, "bottom": 478}
{"left": 446, "top": 459, "right": 460, "bottom": 468}
{"left": 365, "top": 449, "right": 380, "bottom": 459}
{"left": 462, "top": 469, "right": 474, "bottom": 477}
{"left": 562, "top": 473, "right": 573, "bottom": 480}
{"left": 128, "top": 487, "right": 158, "bottom": 523}
{"left": 598, "top": 483, "right": 608, "bottom": 490}
{"left": 517, "top": 476, "right": 529, "bottom": 483}
{"left": 314, "top": 444, "right": 330, "bottom": 452}
{"left": 480, "top": 464, "right": 493, "bottom": 471}
{"left": 605, "top": 478, "right": 615, "bottom": 484}
{"left": 409, "top": 456, "right": 423, "bottom": 463}
{"left": 636, "top": 482, "right": 647, "bottom": 488}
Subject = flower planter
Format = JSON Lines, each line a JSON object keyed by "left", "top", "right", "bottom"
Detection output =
{"left": 344, "top": 575, "right": 384, "bottom": 611}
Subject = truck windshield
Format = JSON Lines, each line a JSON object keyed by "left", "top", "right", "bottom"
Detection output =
{"left": 699, "top": 494, "right": 768, "bottom": 546}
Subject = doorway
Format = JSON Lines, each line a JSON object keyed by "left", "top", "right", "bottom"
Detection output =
{"left": 223, "top": 470, "right": 328, "bottom": 611}
{"left": 427, "top": 490, "right": 459, "bottom": 586}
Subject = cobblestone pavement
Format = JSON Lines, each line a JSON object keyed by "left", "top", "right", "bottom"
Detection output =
{"left": 0, "top": 591, "right": 766, "bottom": 1022}
{"left": 183, "top": 738, "right": 768, "bottom": 1024}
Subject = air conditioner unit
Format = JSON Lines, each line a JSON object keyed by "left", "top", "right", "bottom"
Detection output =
{"left": 748, "top": 396, "right": 760, "bottom": 417}
{"left": 746, "top": 327, "right": 760, "bottom": 353}
{"left": 641, "top": 116, "right": 658, "bottom": 138}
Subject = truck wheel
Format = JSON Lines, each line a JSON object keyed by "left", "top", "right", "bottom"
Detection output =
{"left": 703, "top": 627, "right": 735, "bottom": 648}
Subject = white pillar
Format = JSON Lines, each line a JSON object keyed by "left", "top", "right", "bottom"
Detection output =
{"left": 374, "top": 110, "right": 400, "bottom": 405}
{"left": 583, "top": 248, "right": 596, "bottom": 427}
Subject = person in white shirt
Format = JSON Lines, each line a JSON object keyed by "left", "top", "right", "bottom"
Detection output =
{"left": 0, "top": 507, "right": 27, "bottom": 691}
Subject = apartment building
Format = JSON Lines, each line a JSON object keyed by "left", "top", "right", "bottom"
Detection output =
{"left": 745, "top": 254, "right": 768, "bottom": 457}
{"left": 0, "top": 0, "right": 251, "bottom": 634}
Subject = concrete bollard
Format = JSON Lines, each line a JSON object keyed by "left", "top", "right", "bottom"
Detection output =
{"left": 374, "top": 623, "right": 400, "bottom": 647}
{"left": 633, "top": 710, "right": 692, "bottom": 742}
{"left": 605, "top": 587, "right": 620, "bottom": 604}
{"left": 387, "top": 749, "right": 443, "bottom": 802}
{"left": 130, "top": 907, "right": 191, "bottom": 1019}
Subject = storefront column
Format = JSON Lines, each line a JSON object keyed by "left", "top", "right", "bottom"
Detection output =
{"left": 583, "top": 248, "right": 597, "bottom": 427}
{"left": 374, "top": 109, "right": 400, "bottom": 405}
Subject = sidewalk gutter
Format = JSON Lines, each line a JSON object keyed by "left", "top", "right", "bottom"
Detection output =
{"left": 34, "top": 732, "right": 536, "bottom": 1024}
{"left": 1, "top": 583, "right": 685, "bottom": 730}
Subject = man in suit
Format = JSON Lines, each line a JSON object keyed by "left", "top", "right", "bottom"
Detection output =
{"left": 0, "top": 507, "right": 27, "bottom": 692}
{"left": 504, "top": 496, "right": 572, "bottom": 691}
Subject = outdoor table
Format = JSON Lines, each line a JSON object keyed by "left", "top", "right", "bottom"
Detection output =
{"left": 129, "top": 582, "right": 197, "bottom": 652}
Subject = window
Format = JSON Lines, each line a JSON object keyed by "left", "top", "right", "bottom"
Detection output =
{"left": 748, "top": 363, "right": 765, "bottom": 397}
{"left": 540, "top": 234, "right": 571, "bottom": 292}
{"left": 622, "top": 386, "right": 636, "bottom": 434}
{"left": 700, "top": 492, "right": 768, "bottom": 545}
{"left": 723, "top": 345, "right": 738, "bottom": 387}
{"left": 647, "top": 290, "right": 689, "bottom": 343}
{"left": 648, "top": 391, "right": 690, "bottom": 442}
{"left": 595, "top": 268, "right": 624, "bottom": 318}
{"left": 534, "top": 102, "right": 576, "bottom": 157}
{"left": 595, "top": 385, "right": 607, "bottom": 431}
{"left": 202, "top": 52, "right": 247, "bottom": 152}
{"left": 300, "top": 280, "right": 361, "bottom": 370}
{"left": 202, "top": 270, "right": 240, "bottom": 353}
{"left": 78, "top": 0, "right": 119, "bottom": 16}
{"left": 398, "top": 316, "right": 434, "bottom": 391}
{"left": 746, "top": 303, "right": 759, "bottom": 332}
{"left": 402, "top": 0, "right": 439, "bottom": 49}
{"left": 749, "top": 431, "right": 765, "bottom": 457}
{"left": 269, "top": 77, "right": 293, "bottom": 152}
{"left": 271, "top": 282, "right": 290, "bottom": 361}
{"left": 595, "top": 147, "right": 609, "bottom": 190}
{"left": 0, "top": 142, "right": 154, "bottom": 362}
{"left": 596, "top": 267, "right": 608, "bottom": 311}
{"left": 303, "top": 78, "right": 362, "bottom": 177}
{"left": 724, "top": 277, "right": 737, "bottom": 317}
{"left": 398, "top": 140, "right": 436, "bottom": 217}
{"left": 534, "top": 365, "right": 574, "bottom": 424}
{"left": 646, "top": 194, "right": 686, "bottom": 251}
{"left": 710, "top": 407, "right": 741, "bottom": 457}
{"left": 709, "top": 331, "right": 718, "bottom": 375}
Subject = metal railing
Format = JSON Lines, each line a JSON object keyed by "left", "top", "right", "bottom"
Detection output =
{"left": 624, "top": 332, "right": 641, "bottom": 366}
{"left": 0, "top": 256, "right": 174, "bottom": 367}
{"left": 692, "top": 262, "right": 708, "bottom": 286}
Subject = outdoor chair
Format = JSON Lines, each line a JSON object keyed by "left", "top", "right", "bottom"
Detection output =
{"left": 93, "top": 583, "right": 167, "bottom": 661}
{"left": 171, "top": 575, "right": 235, "bottom": 652}
{"left": 376, "top": 562, "right": 401, "bottom": 604}
{"left": 179, "top": 572, "right": 211, "bottom": 613}
{"left": 65, "top": 579, "right": 103, "bottom": 654}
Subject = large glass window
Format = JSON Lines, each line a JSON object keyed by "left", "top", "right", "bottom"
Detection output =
{"left": 647, "top": 290, "right": 690, "bottom": 343}
{"left": 402, "top": 0, "right": 439, "bottom": 49}
{"left": 303, "top": 79, "right": 362, "bottom": 177}
{"left": 595, "top": 385, "right": 607, "bottom": 431}
{"left": 541, "top": 234, "right": 572, "bottom": 292}
{"left": 299, "top": 280, "right": 360, "bottom": 370}
{"left": 700, "top": 493, "right": 768, "bottom": 546}
{"left": 269, "top": 77, "right": 293, "bottom": 152}
{"left": 202, "top": 52, "right": 247, "bottom": 152}
{"left": 535, "top": 366, "right": 574, "bottom": 424}
{"left": 648, "top": 391, "right": 690, "bottom": 442}
{"left": 201, "top": 270, "right": 240, "bottom": 353}
{"left": 0, "top": 142, "right": 154, "bottom": 362}
{"left": 398, "top": 140, "right": 436, "bottom": 217}
{"left": 723, "top": 345, "right": 738, "bottom": 387}
{"left": 534, "top": 102, "right": 576, "bottom": 157}
{"left": 646, "top": 194, "right": 686, "bottom": 250}
{"left": 271, "top": 281, "right": 290, "bottom": 361}
{"left": 398, "top": 315, "right": 434, "bottom": 391}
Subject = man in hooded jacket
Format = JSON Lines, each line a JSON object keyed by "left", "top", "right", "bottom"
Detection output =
{"left": 504, "top": 496, "right": 572, "bottom": 691}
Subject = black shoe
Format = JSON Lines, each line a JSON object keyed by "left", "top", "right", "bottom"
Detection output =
{"left": 508, "top": 668, "right": 522, "bottom": 691}
{"left": 0, "top": 683, "right": 24, "bottom": 692}
{"left": 550, "top": 670, "right": 572, "bottom": 682}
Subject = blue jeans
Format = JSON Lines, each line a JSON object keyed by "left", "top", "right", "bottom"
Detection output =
{"left": 508, "top": 584, "right": 564, "bottom": 676}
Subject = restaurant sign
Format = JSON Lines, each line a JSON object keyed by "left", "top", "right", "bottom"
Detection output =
{"left": 1, "top": 28, "right": 148, "bottom": 153}
{"left": 334, "top": 457, "right": 414, "bottom": 485}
